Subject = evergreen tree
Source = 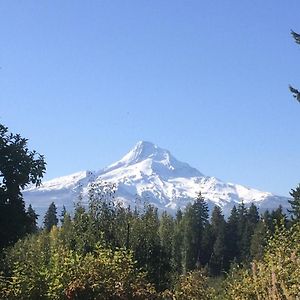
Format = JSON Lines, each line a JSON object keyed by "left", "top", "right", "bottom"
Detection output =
{"left": 247, "top": 203, "right": 259, "bottom": 227}
{"left": 225, "top": 205, "right": 239, "bottom": 266}
{"left": 43, "top": 202, "right": 58, "bottom": 232}
{"left": 289, "top": 184, "right": 300, "bottom": 221}
{"left": 262, "top": 209, "right": 272, "bottom": 230}
{"left": 200, "top": 222, "right": 214, "bottom": 268}
{"left": 26, "top": 204, "right": 39, "bottom": 233}
{"left": 237, "top": 202, "right": 249, "bottom": 260}
{"left": 250, "top": 220, "right": 267, "bottom": 260}
{"left": 209, "top": 206, "right": 226, "bottom": 276}
{"left": 271, "top": 205, "right": 288, "bottom": 228}
{"left": 158, "top": 211, "right": 174, "bottom": 289}
{"left": 60, "top": 205, "right": 67, "bottom": 225}
{"left": 182, "top": 192, "right": 209, "bottom": 272}
{"left": 172, "top": 209, "right": 184, "bottom": 276}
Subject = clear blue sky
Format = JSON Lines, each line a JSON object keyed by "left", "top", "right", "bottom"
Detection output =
{"left": 1, "top": 1, "right": 300, "bottom": 196}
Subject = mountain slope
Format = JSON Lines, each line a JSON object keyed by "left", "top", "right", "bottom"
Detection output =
{"left": 23, "top": 141, "right": 290, "bottom": 217}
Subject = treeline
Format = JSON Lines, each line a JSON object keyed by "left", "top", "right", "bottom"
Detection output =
{"left": 1, "top": 180, "right": 298, "bottom": 299}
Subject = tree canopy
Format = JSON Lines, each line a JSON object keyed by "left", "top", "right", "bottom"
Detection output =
{"left": 0, "top": 123, "right": 46, "bottom": 248}
{"left": 289, "top": 30, "right": 300, "bottom": 101}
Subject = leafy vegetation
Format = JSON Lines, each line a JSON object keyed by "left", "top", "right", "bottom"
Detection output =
{"left": 0, "top": 124, "right": 46, "bottom": 249}
{"left": 0, "top": 122, "right": 299, "bottom": 299}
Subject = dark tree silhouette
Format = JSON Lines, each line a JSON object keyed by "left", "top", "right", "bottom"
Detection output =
{"left": 289, "top": 30, "right": 300, "bottom": 101}
{"left": 0, "top": 124, "right": 46, "bottom": 248}
{"left": 44, "top": 202, "right": 58, "bottom": 232}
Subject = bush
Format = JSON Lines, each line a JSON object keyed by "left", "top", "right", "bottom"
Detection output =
{"left": 0, "top": 227, "right": 158, "bottom": 300}
{"left": 222, "top": 223, "right": 300, "bottom": 300}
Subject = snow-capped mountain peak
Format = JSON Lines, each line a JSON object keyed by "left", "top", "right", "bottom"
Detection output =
{"left": 104, "top": 141, "right": 202, "bottom": 179}
{"left": 23, "top": 141, "right": 290, "bottom": 217}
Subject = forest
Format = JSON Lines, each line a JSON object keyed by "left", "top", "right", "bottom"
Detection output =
{"left": 0, "top": 122, "right": 300, "bottom": 299}
{"left": 4, "top": 98, "right": 300, "bottom": 300}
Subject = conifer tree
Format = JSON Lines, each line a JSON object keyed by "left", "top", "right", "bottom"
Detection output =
{"left": 289, "top": 184, "right": 300, "bottom": 221}
{"left": 172, "top": 209, "right": 184, "bottom": 276}
{"left": 158, "top": 211, "right": 174, "bottom": 289}
{"left": 60, "top": 205, "right": 67, "bottom": 225}
{"left": 182, "top": 192, "right": 209, "bottom": 272}
{"left": 262, "top": 209, "right": 274, "bottom": 232}
{"left": 237, "top": 202, "right": 249, "bottom": 260}
{"left": 43, "top": 202, "right": 58, "bottom": 232}
{"left": 250, "top": 220, "right": 267, "bottom": 260}
{"left": 26, "top": 204, "right": 39, "bottom": 233}
{"left": 209, "top": 206, "right": 226, "bottom": 276}
{"left": 247, "top": 203, "right": 259, "bottom": 227}
{"left": 225, "top": 205, "right": 239, "bottom": 265}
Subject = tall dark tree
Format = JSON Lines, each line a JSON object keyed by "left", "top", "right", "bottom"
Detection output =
{"left": 26, "top": 204, "right": 39, "bottom": 233}
{"left": 236, "top": 202, "right": 253, "bottom": 261}
{"left": 43, "top": 202, "right": 58, "bottom": 232}
{"left": 225, "top": 205, "right": 239, "bottom": 266}
{"left": 0, "top": 124, "right": 46, "bottom": 248}
{"left": 60, "top": 205, "right": 67, "bottom": 225}
{"left": 172, "top": 209, "right": 184, "bottom": 276}
{"left": 289, "top": 185, "right": 300, "bottom": 221}
{"left": 158, "top": 211, "right": 175, "bottom": 289}
{"left": 209, "top": 206, "right": 226, "bottom": 276}
{"left": 250, "top": 220, "right": 267, "bottom": 260}
{"left": 182, "top": 192, "right": 209, "bottom": 272}
{"left": 247, "top": 203, "right": 259, "bottom": 227}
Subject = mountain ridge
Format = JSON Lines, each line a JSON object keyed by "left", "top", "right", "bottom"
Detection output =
{"left": 23, "top": 141, "right": 290, "bottom": 217}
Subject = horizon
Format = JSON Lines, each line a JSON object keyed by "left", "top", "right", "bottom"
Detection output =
{"left": 1, "top": 1, "right": 300, "bottom": 197}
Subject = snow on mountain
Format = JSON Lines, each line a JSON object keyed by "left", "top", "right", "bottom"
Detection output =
{"left": 23, "top": 141, "right": 290, "bottom": 217}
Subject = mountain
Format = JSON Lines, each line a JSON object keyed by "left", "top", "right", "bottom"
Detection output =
{"left": 23, "top": 141, "right": 290, "bottom": 217}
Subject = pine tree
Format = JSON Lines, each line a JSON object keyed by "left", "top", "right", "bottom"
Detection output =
{"left": 237, "top": 202, "right": 249, "bottom": 261}
{"left": 43, "top": 202, "right": 58, "bottom": 232}
{"left": 209, "top": 206, "right": 226, "bottom": 276}
{"left": 182, "top": 192, "right": 209, "bottom": 272}
{"left": 158, "top": 211, "right": 174, "bottom": 289}
{"left": 225, "top": 205, "right": 239, "bottom": 266}
{"left": 172, "top": 209, "right": 184, "bottom": 276}
{"left": 247, "top": 203, "right": 259, "bottom": 227}
{"left": 60, "top": 205, "right": 67, "bottom": 225}
{"left": 262, "top": 209, "right": 272, "bottom": 230}
{"left": 250, "top": 220, "right": 267, "bottom": 260}
{"left": 289, "top": 184, "right": 300, "bottom": 221}
{"left": 26, "top": 204, "right": 39, "bottom": 233}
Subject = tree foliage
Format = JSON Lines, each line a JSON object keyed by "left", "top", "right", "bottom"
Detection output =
{"left": 0, "top": 123, "right": 46, "bottom": 248}
{"left": 290, "top": 30, "right": 300, "bottom": 101}
{"left": 44, "top": 202, "right": 59, "bottom": 232}
{"left": 1, "top": 174, "right": 299, "bottom": 298}
{"left": 289, "top": 184, "right": 300, "bottom": 221}
{"left": 221, "top": 223, "right": 300, "bottom": 300}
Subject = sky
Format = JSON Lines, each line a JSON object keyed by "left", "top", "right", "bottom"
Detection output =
{"left": 1, "top": 0, "right": 300, "bottom": 197}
